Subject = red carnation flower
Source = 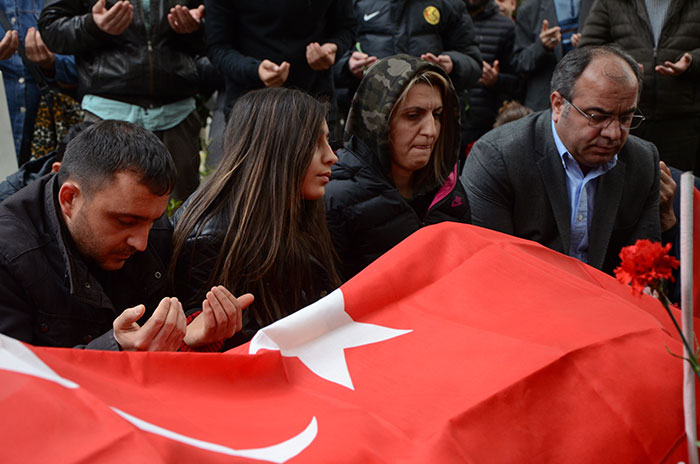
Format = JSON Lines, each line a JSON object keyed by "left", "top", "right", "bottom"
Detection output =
{"left": 614, "top": 240, "right": 680, "bottom": 295}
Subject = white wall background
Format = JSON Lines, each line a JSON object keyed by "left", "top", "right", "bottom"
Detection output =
{"left": 0, "top": 71, "right": 18, "bottom": 180}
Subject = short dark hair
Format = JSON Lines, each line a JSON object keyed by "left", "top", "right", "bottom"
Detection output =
{"left": 550, "top": 45, "right": 643, "bottom": 101}
{"left": 58, "top": 120, "right": 177, "bottom": 196}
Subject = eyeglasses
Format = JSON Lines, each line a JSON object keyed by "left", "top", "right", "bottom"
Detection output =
{"left": 562, "top": 97, "right": 645, "bottom": 130}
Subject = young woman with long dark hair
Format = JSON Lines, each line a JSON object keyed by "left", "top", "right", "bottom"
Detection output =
{"left": 170, "top": 87, "right": 340, "bottom": 346}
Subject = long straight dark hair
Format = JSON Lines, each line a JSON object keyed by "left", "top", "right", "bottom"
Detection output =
{"left": 170, "top": 88, "right": 340, "bottom": 327}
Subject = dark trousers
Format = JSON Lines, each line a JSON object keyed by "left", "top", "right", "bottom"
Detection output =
{"left": 84, "top": 110, "right": 201, "bottom": 202}
{"left": 632, "top": 116, "right": 700, "bottom": 174}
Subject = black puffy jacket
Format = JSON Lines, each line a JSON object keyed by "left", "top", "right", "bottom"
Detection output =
{"left": 326, "top": 139, "right": 470, "bottom": 280}
{"left": 465, "top": 0, "right": 519, "bottom": 138}
{"left": 325, "top": 56, "right": 471, "bottom": 280}
{"left": 39, "top": 0, "right": 202, "bottom": 104}
{"left": 335, "top": 0, "right": 483, "bottom": 91}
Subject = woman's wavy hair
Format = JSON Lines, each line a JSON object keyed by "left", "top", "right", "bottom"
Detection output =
{"left": 170, "top": 88, "right": 340, "bottom": 327}
{"left": 389, "top": 69, "right": 452, "bottom": 193}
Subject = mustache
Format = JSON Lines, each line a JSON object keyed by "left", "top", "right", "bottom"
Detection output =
{"left": 113, "top": 246, "right": 138, "bottom": 256}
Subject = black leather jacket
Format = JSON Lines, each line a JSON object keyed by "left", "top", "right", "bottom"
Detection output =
{"left": 39, "top": 0, "right": 203, "bottom": 105}
{"left": 0, "top": 174, "right": 172, "bottom": 349}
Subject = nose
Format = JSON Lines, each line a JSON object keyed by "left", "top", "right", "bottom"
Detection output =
{"left": 126, "top": 224, "right": 150, "bottom": 252}
{"left": 600, "top": 116, "right": 623, "bottom": 140}
{"left": 420, "top": 115, "right": 439, "bottom": 138}
{"left": 323, "top": 140, "right": 338, "bottom": 166}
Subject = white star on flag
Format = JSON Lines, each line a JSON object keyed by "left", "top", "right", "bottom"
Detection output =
{"left": 249, "top": 289, "right": 412, "bottom": 390}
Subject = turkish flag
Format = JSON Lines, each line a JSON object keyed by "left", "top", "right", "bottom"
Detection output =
{"left": 0, "top": 223, "right": 694, "bottom": 463}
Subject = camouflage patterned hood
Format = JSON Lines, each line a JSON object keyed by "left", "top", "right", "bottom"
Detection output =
{"left": 344, "top": 54, "right": 461, "bottom": 186}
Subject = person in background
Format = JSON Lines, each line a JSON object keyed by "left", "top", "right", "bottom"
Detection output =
{"left": 171, "top": 88, "right": 340, "bottom": 348}
{"left": 463, "top": 0, "right": 520, "bottom": 147}
{"left": 493, "top": 100, "right": 533, "bottom": 128}
{"left": 495, "top": 0, "right": 517, "bottom": 18}
{"left": 0, "top": 120, "right": 89, "bottom": 203}
{"left": 0, "top": 0, "right": 76, "bottom": 166}
{"left": 579, "top": 0, "right": 700, "bottom": 173}
{"left": 512, "top": 0, "right": 594, "bottom": 111}
{"left": 38, "top": 0, "right": 204, "bottom": 202}
{"left": 461, "top": 100, "right": 533, "bottom": 161}
{"left": 325, "top": 55, "right": 470, "bottom": 281}
{"left": 204, "top": 0, "right": 354, "bottom": 146}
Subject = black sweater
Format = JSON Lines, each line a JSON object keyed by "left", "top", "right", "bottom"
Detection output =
{"left": 205, "top": 0, "right": 355, "bottom": 116}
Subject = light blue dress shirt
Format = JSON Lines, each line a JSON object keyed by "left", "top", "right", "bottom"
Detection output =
{"left": 551, "top": 119, "right": 617, "bottom": 264}
{"left": 81, "top": 95, "right": 195, "bottom": 132}
{"left": 553, "top": 0, "right": 580, "bottom": 53}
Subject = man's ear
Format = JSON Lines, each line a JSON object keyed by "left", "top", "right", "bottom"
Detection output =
{"left": 58, "top": 181, "right": 81, "bottom": 220}
{"left": 550, "top": 91, "right": 565, "bottom": 123}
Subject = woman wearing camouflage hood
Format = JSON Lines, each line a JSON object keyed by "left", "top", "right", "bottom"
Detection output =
{"left": 325, "top": 54, "right": 471, "bottom": 281}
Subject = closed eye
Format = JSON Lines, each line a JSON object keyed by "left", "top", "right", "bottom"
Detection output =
{"left": 116, "top": 218, "right": 137, "bottom": 227}
{"left": 619, "top": 114, "right": 635, "bottom": 124}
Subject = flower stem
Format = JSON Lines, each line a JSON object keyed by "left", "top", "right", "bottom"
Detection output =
{"left": 659, "top": 292, "right": 700, "bottom": 383}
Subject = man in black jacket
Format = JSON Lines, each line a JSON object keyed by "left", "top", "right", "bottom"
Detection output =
{"left": 38, "top": 0, "right": 204, "bottom": 202}
{"left": 512, "top": 0, "right": 594, "bottom": 111}
{"left": 205, "top": 0, "right": 355, "bottom": 121}
{"left": 336, "top": 0, "right": 482, "bottom": 92}
{"left": 0, "top": 120, "right": 249, "bottom": 350}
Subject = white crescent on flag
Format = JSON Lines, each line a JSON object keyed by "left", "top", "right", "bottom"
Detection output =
{"left": 0, "top": 333, "right": 317, "bottom": 463}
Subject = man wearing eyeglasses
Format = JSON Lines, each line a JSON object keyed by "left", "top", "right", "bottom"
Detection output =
{"left": 461, "top": 45, "right": 661, "bottom": 275}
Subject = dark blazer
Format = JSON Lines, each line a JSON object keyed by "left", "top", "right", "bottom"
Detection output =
{"left": 39, "top": 0, "right": 203, "bottom": 105}
{"left": 461, "top": 110, "right": 661, "bottom": 274}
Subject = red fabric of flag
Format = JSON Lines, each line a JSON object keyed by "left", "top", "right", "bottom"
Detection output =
{"left": 0, "top": 223, "right": 694, "bottom": 463}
